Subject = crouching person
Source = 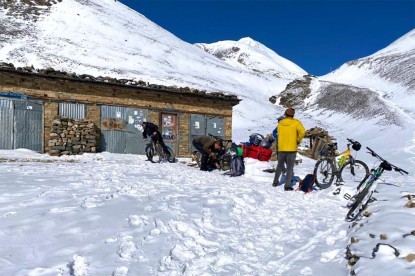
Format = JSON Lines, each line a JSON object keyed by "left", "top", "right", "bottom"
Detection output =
{"left": 192, "top": 136, "right": 223, "bottom": 171}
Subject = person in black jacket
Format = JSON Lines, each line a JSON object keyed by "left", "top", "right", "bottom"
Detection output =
{"left": 192, "top": 136, "right": 223, "bottom": 171}
{"left": 142, "top": 122, "right": 170, "bottom": 156}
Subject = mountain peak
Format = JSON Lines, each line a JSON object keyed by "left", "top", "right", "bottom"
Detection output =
{"left": 195, "top": 38, "right": 307, "bottom": 79}
{"left": 238, "top": 37, "right": 260, "bottom": 46}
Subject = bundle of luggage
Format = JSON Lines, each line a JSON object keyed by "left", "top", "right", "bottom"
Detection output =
{"left": 241, "top": 133, "right": 274, "bottom": 162}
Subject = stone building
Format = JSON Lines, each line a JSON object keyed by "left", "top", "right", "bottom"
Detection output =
{"left": 0, "top": 65, "right": 240, "bottom": 157}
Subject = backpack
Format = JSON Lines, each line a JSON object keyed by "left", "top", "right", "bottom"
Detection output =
{"left": 249, "top": 133, "right": 265, "bottom": 146}
{"left": 223, "top": 156, "right": 245, "bottom": 177}
{"left": 296, "top": 174, "right": 315, "bottom": 193}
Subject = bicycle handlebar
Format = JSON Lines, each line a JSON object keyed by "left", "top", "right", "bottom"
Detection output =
{"left": 346, "top": 138, "right": 355, "bottom": 143}
{"left": 366, "top": 147, "right": 409, "bottom": 175}
{"left": 347, "top": 138, "right": 361, "bottom": 146}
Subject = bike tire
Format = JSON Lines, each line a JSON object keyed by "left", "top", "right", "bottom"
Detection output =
{"left": 194, "top": 151, "right": 202, "bottom": 167}
{"left": 339, "top": 160, "right": 370, "bottom": 185}
{"left": 166, "top": 146, "right": 176, "bottom": 163}
{"left": 146, "top": 144, "right": 162, "bottom": 163}
{"left": 145, "top": 144, "right": 154, "bottom": 161}
{"left": 220, "top": 157, "right": 231, "bottom": 171}
{"left": 346, "top": 185, "right": 372, "bottom": 221}
{"left": 314, "top": 159, "right": 335, "bottom": 189}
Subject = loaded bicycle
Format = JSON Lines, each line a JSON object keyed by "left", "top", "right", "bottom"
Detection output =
{"left": 345, "top": 147, "right": 408, "bottom": 221}
{"left": 145, "top": 140, "right": 176, "bottom": 163}
{"left": 314, "top": 138, "right": 369, "bottom": 189}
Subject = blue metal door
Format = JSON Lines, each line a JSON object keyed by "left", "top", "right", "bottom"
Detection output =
{"left": 0, "top": 99, "right": 13, "bottom": 149}
{"left": 13, "top": 101, "right": 43, "bottom": 152}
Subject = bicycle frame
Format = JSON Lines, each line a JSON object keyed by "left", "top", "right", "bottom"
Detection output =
{"left": 336, "top": 147, "right": 351, "bottom": 168}
{"left": 325, "top": 144, "right": 353, "bottom": 180}
{"left": 345, "top": 147, "right": 408, "bottom": 221}
{"left": 356, "top": 165, "right": 384, "bottom": 192}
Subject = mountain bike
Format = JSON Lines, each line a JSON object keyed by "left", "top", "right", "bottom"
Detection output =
{"left": 145, "top": 140, "right": 175, "bottom": 163}
{"left": 314, "top": 138, "right": 369, "bottom": 189}
{"left": 345, "top": 147, "right": 408, "bottom": 221}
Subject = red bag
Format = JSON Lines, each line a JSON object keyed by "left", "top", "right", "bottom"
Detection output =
{"left": 243, "top": 145, "right": 272, "bottom": 161}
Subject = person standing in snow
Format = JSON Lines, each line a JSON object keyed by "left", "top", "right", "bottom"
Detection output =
{"left": 142, "top": 122, "right": 170, "bottom": 157}
{"left": 272, "top": 108, "right": 306, "bottom": 191}
{"left": 192, "top": 136, "right": 223, "bottom": 171}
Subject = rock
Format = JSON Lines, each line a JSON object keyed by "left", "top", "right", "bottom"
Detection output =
{"left": 48, "top": 150, "right": 60, "bottom": 156}
{"left": 380, "top": 234, "right": 388, "bottom": 240}
{"left": 404, "top": 201, "right": 415, "bottom": 208}
{"left": 269, "top": 95, "right": 277, "bottom": 104}
{"left": 369, "top": 233, "right": 376, "bottom": 238}
{"left": 404, "top": 254, "right": 415, "bottom": 262}
{"left": 47, "top": 116, "right": 98, "bottom": 156}
{"left": 363, "top": 211, "right": 372, "bottom": 217}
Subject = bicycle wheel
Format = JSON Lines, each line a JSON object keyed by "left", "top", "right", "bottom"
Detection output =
{"left": 165, "top": 146, "right": 176, "bottom": 163}
{"left": 194, "top": 151, "right": 202, "bottom": 167}
{"left": 220, "top": 157, "right": 231, "bottom": 171}
{"left": 146, "top": 144, "right": 162, "bottom": 163}
{"left": 314, "top": 159, "right": 335, "bottom": 189}
{"left": 346, "top": 185, "right": 373, "bottom": 221}
{"left": 339, "top": 160, "right": 369, "bottom": 185}
{"left": 145, "top": 144, "right": 154, "bottom": 161}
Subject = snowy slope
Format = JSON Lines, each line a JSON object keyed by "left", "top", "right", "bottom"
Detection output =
{"left": 195, "top": 37, "right": 307, "bottom": 79}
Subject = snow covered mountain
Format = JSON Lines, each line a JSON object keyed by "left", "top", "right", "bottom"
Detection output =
{"left": 0, "top": 0, "right": 304, "bottom": 99}
{"left": 322, "top": 29, "right": 415, "bottom": 91}
{"left": 0, "top": 0, "right": 307, "bottom": 140}
{"left": 195, "top": 38, "right": 307, "bottom": 79}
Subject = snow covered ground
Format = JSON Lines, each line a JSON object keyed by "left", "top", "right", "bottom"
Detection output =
{"left": 0, "top": 149, "right": 414, "bottom": 275}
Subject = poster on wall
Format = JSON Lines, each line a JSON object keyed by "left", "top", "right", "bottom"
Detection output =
{"left": 162, "top": 115, "right": 175, "bottom": 127}
{"left": 162, "top": 129, "right": 175, "bottom": 141}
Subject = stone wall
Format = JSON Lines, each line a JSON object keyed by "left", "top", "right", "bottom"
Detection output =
{"left": 178, "top": 113, "right": 190, "bottom": 156}
{"left": 48, "top": 117, "right": 99, "bottom": 156}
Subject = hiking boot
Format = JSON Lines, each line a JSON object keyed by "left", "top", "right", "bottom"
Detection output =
{"left": 272, "top": 182, "right": 278, "bottom": 187}
{"left": 284, "top": 187, "right": 294, "bottom": 191}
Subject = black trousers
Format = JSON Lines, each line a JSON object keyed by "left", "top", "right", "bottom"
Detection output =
{"left": 152, "top": 132, "right": 170, "bottom": 155}
{"left": 192, "top": 140, "right": 209, "bottom": 170}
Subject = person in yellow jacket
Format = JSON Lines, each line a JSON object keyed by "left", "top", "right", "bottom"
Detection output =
{"left": 272, "top": 108, "right": 306, "bottom": 191}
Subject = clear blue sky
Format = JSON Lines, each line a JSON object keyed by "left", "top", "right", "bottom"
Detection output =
{"left": 120, "top": 0, "right": 415, "bottom": 76}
